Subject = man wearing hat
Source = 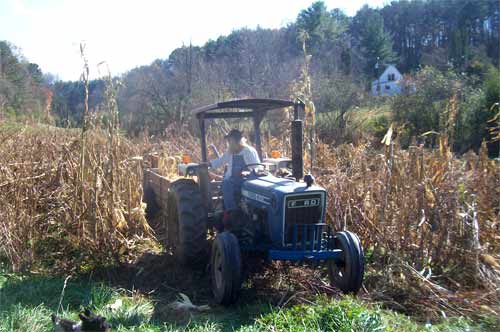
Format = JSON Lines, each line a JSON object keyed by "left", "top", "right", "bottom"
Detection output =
{"left": 207, "top": 129, "right": 260, "bottom": 224}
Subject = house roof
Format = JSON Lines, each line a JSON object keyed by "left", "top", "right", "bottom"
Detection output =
{"left": 372, "top": 65, "right": 402, "bottom": 85}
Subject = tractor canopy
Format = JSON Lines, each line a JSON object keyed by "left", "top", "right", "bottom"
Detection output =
{"left": 191, "top": 98, "right": 296, "bottom": 119}
{"left": 191, "top": 98, "right": 304, "bottom": 162}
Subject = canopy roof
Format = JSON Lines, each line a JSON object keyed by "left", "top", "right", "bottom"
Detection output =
{"left": 191, "top": 98, "right": 295, "bottom": 119}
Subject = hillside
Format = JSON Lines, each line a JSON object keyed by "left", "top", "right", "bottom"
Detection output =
{"left": 2, "top": 1, "right": 499, "bottom": 154}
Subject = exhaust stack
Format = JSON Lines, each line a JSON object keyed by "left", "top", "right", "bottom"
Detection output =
{"left": 291, "top": 101, "right": 304, "bottom": 181}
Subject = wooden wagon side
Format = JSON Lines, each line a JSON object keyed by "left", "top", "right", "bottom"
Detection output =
{"left": 142, "top": 166, "right": 179, "bottom": 248}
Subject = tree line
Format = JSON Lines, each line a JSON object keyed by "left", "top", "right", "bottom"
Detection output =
{"left": 1, "top": 0, "right": 499, "bottom": 155}
{"left": 0, "top": 41, "right": 50, "bottom": 123}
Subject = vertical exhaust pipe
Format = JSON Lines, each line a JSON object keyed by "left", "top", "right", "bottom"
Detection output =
{"left": 291, "top": 101, "right": 304, "bottom": 181}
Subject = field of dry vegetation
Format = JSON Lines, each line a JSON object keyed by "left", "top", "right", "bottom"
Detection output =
{"left": 1, "top": 120, "right": 498, "bottom": 324}
{"left": 314, "top": 139, "right": 499, "bottom": 318}
{"left": 0, "top": 125, "right": 153, "bottom": 272}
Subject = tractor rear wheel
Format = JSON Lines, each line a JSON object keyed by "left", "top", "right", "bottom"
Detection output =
{"left": 211, "top": 232, "right": 242, "bottom": 305}
{"left": 168, "top": 179, "right": 208, "bottom": 267}
{"left": 328, "top": 231, "right": 364, "bottom": 294}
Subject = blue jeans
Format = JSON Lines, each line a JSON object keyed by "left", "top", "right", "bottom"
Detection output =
{"left": 222, "top": 176, "right": 243, "bottom": 210}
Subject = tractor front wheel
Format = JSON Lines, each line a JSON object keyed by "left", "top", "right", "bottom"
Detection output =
{"left": 211, "top": 232, "right": 242, "bottom": 305}
{"left": 328, "top": 231, "right": 364, "bottom": 294}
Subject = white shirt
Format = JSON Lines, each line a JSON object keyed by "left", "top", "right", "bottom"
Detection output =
{"left": 210, "top": 144, "right": 260, "bottom": 178}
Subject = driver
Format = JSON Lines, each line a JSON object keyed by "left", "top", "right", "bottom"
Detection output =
{"left": 207, "top": 129, "right": 260, "bottom": 224}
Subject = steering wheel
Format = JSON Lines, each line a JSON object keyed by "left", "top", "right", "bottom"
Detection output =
{"left": 243, "top": 163, "right": 266, "bottom": 168}
{"left": 242, "top": 163, "right": 268, "bottom": 176}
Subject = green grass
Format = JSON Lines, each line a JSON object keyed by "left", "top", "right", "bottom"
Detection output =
{"left": 315, "top": 104, "right": 392, "bottom": 141}
{"left": 0, "top": 119, "right": 80, "bottom": 134}
{"left": 349, "top": 104, "right": 392, "bottom": 135}
{"left": 0, "top": 273, "right": 496, "bottom": 332}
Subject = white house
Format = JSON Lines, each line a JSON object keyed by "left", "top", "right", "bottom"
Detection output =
{"left": 371, "top": 65, "right": 403, "bottom": 97}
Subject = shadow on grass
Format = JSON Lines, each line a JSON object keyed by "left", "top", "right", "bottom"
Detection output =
{"left": 0, "top": 241, "right": 336, "bottom": 331}
{"left": 2, "top": 265, "right": 496, "bottom": 332}
{"left": 0, "top": 256, "right": 276, "bottom": 331}
{"left": 87, "top": 251, "right": 279, "bottom": 330}
{"left": 0, "top": 274, "right": 104, "bottom": 312}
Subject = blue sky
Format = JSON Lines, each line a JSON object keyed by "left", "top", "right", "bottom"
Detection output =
{"left": 1, "top": 0, "right": 388, "bottom": 81}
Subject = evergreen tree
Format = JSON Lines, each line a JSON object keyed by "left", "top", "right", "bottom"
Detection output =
{"left": 296, "top": 2, "right": 348, "bottom": 54}
{"left": 352, "top": 5, "right": 397, "bottom": 77}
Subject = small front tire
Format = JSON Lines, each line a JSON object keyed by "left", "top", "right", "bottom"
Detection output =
{"left": 328, "top": 231, "right": 365, "bottom": 294}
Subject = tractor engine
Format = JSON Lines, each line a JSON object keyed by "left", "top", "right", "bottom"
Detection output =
{"left": 240, "top": 175, "right": 326, "bottom": 247}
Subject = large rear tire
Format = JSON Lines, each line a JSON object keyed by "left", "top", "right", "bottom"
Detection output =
{"left": 168, "top": 179, "right": 208, "bottom": 267}
{"left": 211, "top": 232, "right": 242, "bottom": 305}
{"left": 328, "top": 231, "right": 364, "bottom": 294}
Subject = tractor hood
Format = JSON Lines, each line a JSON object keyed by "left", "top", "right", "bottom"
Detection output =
{"left": 241, "top": 174, "right": 325, "bottom": 200}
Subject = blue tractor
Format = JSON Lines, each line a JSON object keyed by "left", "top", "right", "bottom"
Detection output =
{"left": 153, "top": 98, "right": 364, "bottom": 305}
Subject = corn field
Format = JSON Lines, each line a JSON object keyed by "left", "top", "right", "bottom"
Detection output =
{"left": 0, "top": 123, "right": 499, "bottom": 319}
{"left": 314, "top": 138, "right": 500, "bottom": 318}
{"left": 0, "top": 126, "right": 152, "bottom": 273}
